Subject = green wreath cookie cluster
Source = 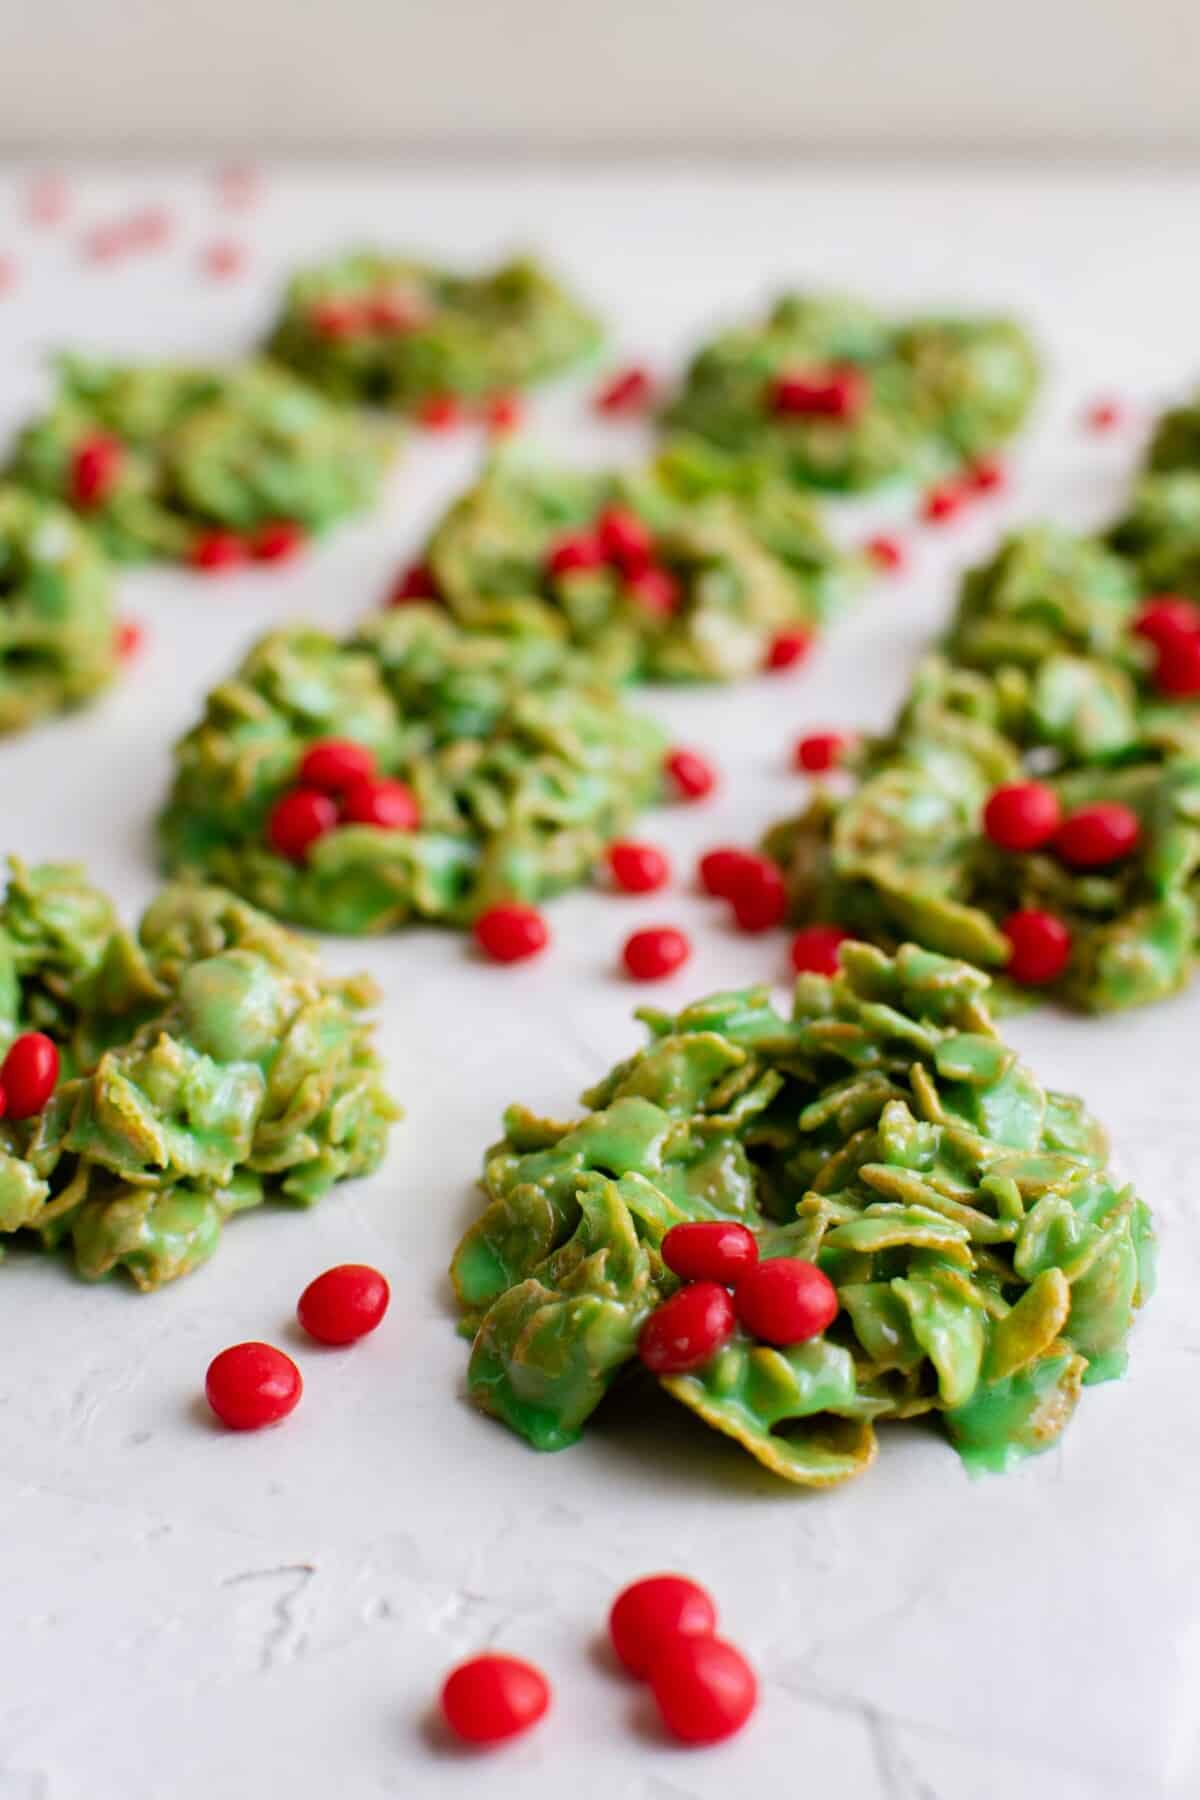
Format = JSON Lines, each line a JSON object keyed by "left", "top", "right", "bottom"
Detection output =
{"left": 0, "top": 860, "right": 396, "bottom": 1290}
{"left": 7, "top": 354, "right": 394, "bottom": 562}
{"left": 0, "top": 487, "right": 118, "bottom": 733}
{"left": 158, "top": 604, "right": 666, "bottom": 932}
{"left": 664, "top": 293, "right": 1039, "bottom": 492}
{"left": 266, "top": 253, "right": 601, "bottom": 410}
{"left": 420, "top": 451, "right": 863, "bottom": 682}
{"left": 451, "top": 942, "right": 1152, "bottom": 1486}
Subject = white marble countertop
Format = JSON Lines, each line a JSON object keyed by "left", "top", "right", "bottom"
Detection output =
{"left": 0, "top": 163, "right": 1198, "bottom": 1800}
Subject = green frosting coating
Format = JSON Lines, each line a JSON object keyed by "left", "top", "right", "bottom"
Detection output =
{"left": 451, "top": 944, "right": 1151, "bottom": 1485}
{"left": 0, "top": 860, "right": 397, "bottom": 1289}
{"left": 8, "top": 355, "right": 393, "bottom": 562}
{"left": 158, "top": 604, "right": 666, "bottom": 931}
{"left": 266, "top": 253, "right": 601, "bottom": 409}
{"left": 421, "top": 452, "right": 863, "bottom": 682}
{"left": 0, "top": 486, "right": 118, "bottom": 732}
{"left": 663, "top": 293, "right": 1039, "bottom": 492}
{"left": 1110, "top": 472, "right": 1200, "bottom": 602}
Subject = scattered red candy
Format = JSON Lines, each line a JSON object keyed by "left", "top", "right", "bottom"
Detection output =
{"left": 311, "top": 300, "right": 363, "bottom": 341}
{"left": 609, "top": 1575, "right": 717, "bottom": 1680}
{"left": 794, "top": 730, "right": 849, "bottom": 773}
{"left": 125, "top": 207, "right": 171, "bottom": 250}
{"left": 594, "top": 364, "right": 654, "bottom": 416}
{"left": 474, "top": 904, "right": 550, "bottom": 964}
{"left": 921, "top": 479, "right": 966, "bottom": 525}
{"left": 82, "top": 223, "right": 126, "bottom": 264}
{"left": 201, "top": 240, "right": 246, "bottom": 279}
{"left": 1085, "top": 398, "right": 1123, "bottom": 433}
{"left": 251, "top": 519, "right": 305, "bottom": 562}
{"left": 0, "top": 255, "right": 17, "bottom": 296}
{"left": 697, "top": 846, "right": 756, "bottom": 899}
{"left": 297, "top": 1263, "right": 390, "bottom": 1345}
{"left": 1132, "top": 595, "right": 1200, "bottom": 647}
{"left": 366, "top": 294, "right": 426, "bottom": 333}
{"left": 340, "top": 777, "right": 420, "bottom": 832}
{"left": 733, "top": 1256, "right": 838, "bottom": 1346}
{"left": 770, "top": 366, "right": 866, "bottom": 421}
{"left": 865, "top": 533, "right": 906, "bottom": 573}
{"left": 649, "top": 1635, "right": 757, "bottom": 1745}
{"left": 27, "top": 173, "right": 68, "bottom": 225}
{"left": 596, "top": 505, "right": 653, "bottom": 575}
{"left": 1055, "top": 802, "right": 1141, "bottom": 869}
{"left": 440, "top": 1653, "right": 550, "bottom": 1747}
{"left": 116, "top": 619, "right": 144, "bottom": 660}
{"left": 789, "top": 924, "right": 850, "bottom": 976}
{"left": 638, "top": 1281, "right": 735, "bottom": 1374}
{"left": 0, "top": 1032, "right": 60, "bottom": 1119}
{"left": 267, "top": 788, "right": 338, "bottom": 861}
{"left": 204, "top": 1342, "right": 302, "bottom": 1431}
{"left": 662, "top": 1221, "right": 758, "bottom": 1286}
{"left": 70, "top": 433, "right": 123, "bottom": 508}
{"left": 729, "top": 857, "right": 786, "bottom": 933}
{"left": 418, "top": 393, "right": 464, "bottom": 431}
{"left": 298, "top": 739, "right": 377, "bottom": 793}
{"left": 625, "top": 565, "right": 681, "bottom": 617}
{"left": 623, "top": 926, "right": 691, "bottom": 982}
{"left": 1153, "top": 632, "right": 1200, "bottom": 697}
{"left": 389, "top": 561, "right": 439, "bottom": 606}
{"left": 1002, "top": 909, "right": 1072, "bottom": 985}
{"left": 982, "top": 781, "right": 1062, "bottom": 853}
{"left": 545, "top": 531, "right": 605, "bottom": 578}
{"left": 190, "top": 530, "right": 246, "bottom": 573}
{"left": 217, "top": 163, "right": 261, "bottom": 209}
{"left": 968, "top": 456, "right": 1006, "bottom": 494}
{"left": 665, "top": 748, "right": 717, "bottom": 802}
{"left": 483, "top": 392, "right": 523, "bottom": 436}
{"left": 764, "top": 630, "right": 812, "bottom": 672}
{"left": 607, "top": 840, "right": 671, "bottom": 894}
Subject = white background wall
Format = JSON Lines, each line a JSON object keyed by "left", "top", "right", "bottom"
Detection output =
{"left": 1, "top": 0, "right": 1198, "bottom": 156}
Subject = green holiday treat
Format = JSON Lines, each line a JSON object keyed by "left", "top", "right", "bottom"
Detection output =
{"left": 452, "top": 944, "right": 1152, "bottom": 1485}
{"left": 159, "top": 604, "right": 666, "bottom": 932}
{"left": 664, "top": 293, "right": 1039, "bottom": 493}
{"left": 0, "top": 860, "right": 396, "bottom": 1290}
{"left": 0, "top": 487, "right": 118, "bottom": 733}
{"left": 266, "top": 253, "right": 601, "bottom": 410}
{"left": 8, "top": 354, "right": 393, "bottom": 562}
{"left": 421, "top": 453, "right": 862, "bottom": 682}
{"left": 1145, "top": 393, "right": 1200, "bottom": 476}
{"left": 1109, "top": 472, "right": 1200, "bottom": 602}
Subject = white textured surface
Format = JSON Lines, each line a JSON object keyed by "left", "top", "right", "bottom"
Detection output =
{"left": 1, "top": 166, "right": 1199, "bottom": 1800}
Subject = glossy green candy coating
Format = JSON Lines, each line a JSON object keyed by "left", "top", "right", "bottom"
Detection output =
{"left": 452, "top": 943, "right": 1152, "bottom": 1485}
{"left": 266, "top": 252, "right": 601, "bottom": 410}
{"left": 0, "top": 487, "right": 118, "bottom": 733}
{"left": 8, "top": 355, "right": 393, "bottom": 562}
{"left": 663, "top": 293, "right": 1039, "bottom": 493}
{"left": 422, "top": 452, "right": 863, "bottom": 683}
{"left": 0, "top": 861, "right": 396, "bottom": 1289}
{"left": 159, "top": 604, "right": 666, "bottom": 931}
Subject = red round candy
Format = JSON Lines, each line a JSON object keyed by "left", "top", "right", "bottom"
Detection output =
{"left": 649, "top": 1635, "right": 757, "bottom": 1745}
{"left": 866, "top": 533, "right": 905, "bottom": 572}
{"left": 474, "top": 904, "right": 549, "bottom": 964}
{"left": 418, "top": 394, "right": 463, "bottom": 431}
{"left": 662, "top": 1221, "right": 758, "bottom": 1285}
{"left": 596, "top": 505, "right": 653, "bottom": 574}
{"left": 1153, "top": 632, "right": 1200, "bottom": 697}
{"left": 311, "top": 300, "right": 362, "bottom": 340}
{"left": 1085, "top": 398, "right": 1123, "bottom": 433}
{"left": 267, "top": 787, "right": 338, "bottom": 861}
{"left": 440, "top": 1653, "right": 550, "bottom": 1747}
{"left": 1002, "top": 909, "right": 1072, "bottom": 985}
{"left": 771, "top": 367, "right": 866, "bottom": 420}
{"left": 251, "top": 518, "right": 305, "bottom": 562}
{"left": 204, "top": 1342, "right": 302, "bottom": 1431}
{"left": 623, "top": 926, "right": 690, "bottom": 982}
{"left": 733, "top": 1256, "right": 838, "bottom": 1345}
{"left": 607, "top": 840, "right": 671, "bottom": 894}
{"left": 983, "top": 781, "right": 1062, "bottom": 853}
{"left": 729, "top": 858, "right": 787, "bottom": 933}
{"left": 665, "top": 748, "right": 717, "bottom": 802}
{"left": 697, "top": 845, "right": 757, "bottom": 899}
{"left": 922, "top": 480, "right": 966, "bottom": 524}
{"left": 764, "top": 630, "right": 812, "bottom": 672}
{"left": 789, "top": 924, "right": 850, "bottom": 976}
{"left": 609, "top": 1574, "right": 717, "bottom": 1680}
{"left": 70, "top": 433, "right": 122, "bottom": 508}
{"left": 202, "top": 240, "right": 245, "bottom": 279}
{"left": 546, "top": 531, "right": 605, "bottom": 578}
{"left": 594, "top": 365, "right": 654, "bottom": 416}
{"left": 625, "top": 565, "right": 681, "bottom": 616}
{"left": 794, "top": 730, "right": 848, "bottom": 773}
{"left": 1055, "top": 802, "right": 1140, "bottom": 869}
{"left": 1, "top": 1032, "right": 59, "bottom": 1119}
{"left": 366, "top": 294, "right": 425, "bottom": 333}
{"left": 297, "top": 1263, "right": 390, "bottom": 1345}
{"left": 639, "top": 1282, "right": 735, "bottom": 1374}
{"left": 340, "top": 776, "right": 420, "bottom": 831}
{"left": 389, "top": 561, "right": 439, "bottom": 606}
{"left": 968, "top": 456, "right": 1006, "bottom": 493}
{"left": 1132, "top": 595, "right": 1200, "bottom": 646}
{"left": 298, "top": 739, "right": 377, "bottom": 793}
{"left": 116, "top": 618, "right": 144, "bottom": 660}
{"left": 190, "top": 529, "right": 246, "bottom": 572}
{"left": 483, "top": 392, "right": 522, "bottom": 435}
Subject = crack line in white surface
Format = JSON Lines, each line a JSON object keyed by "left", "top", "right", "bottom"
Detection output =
{"left": 220, "top": 1563, "right": 315, "bottom": 1672}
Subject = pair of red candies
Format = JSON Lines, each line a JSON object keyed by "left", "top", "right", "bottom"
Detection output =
{"left": 441, "top": 1573, "right": 755, "bottom": 1750}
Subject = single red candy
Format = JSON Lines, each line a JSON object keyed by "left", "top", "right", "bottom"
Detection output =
{"left": 922, "top": 480, "right": 966, "bottom": 525}
{"left": 594, "top": 364, "right": 654, "bottom": 416}
{"left": 983, "top": 781, "right": 1062, "bottom": 853}
{"left": 770, "top": 366, "right": 866, "bottom": 420}
{"left": 662, "top": 1221, "right": 758, "bottom": 1285}
{"left": 866, "top": 533, "right": 906, "bottom": 573}
{"left": 340, "top": 776, "right": 420, "bottom": 831}
{"left": 251, "top": 519, "right": 305, "bottom": 563}
{"left": 267, "top": 787, "right": 338, "bottom": 861}
{"left": 70, "top": 433, "right": 122, "bottom": 508}
{"left": 474, "top": 904, "right": 550, "bottom": 964}
{"left": 789, "top": 924, "right": 850, "bottom": 976}
{"left": 733, "top": 1256, "right": 838, "bottom": 1346}
{"left": 190, "top": 529, "right": 246, "bottom": 572}
{"left": 204, "top": 1342, "right": 302, "bottom": 1431}
{"left": 297, "top": 1263, "right": 390, "bottom": 1345}
{"left": 609, "top": 1574, "right": 717, "bottom": 1680}
{"left": 649, "top": 1635, "right": 757, "bottom": 1745}
{"left": 418, "top": 393, "right": 464, "bottom": 431}
{"left": 116, "top": 619, "right": 144, "bottom": 660}
{"left": 1133, "top": 595, "right": 1200, "bottom": 647}
{"left": 1085, "top": 398, "right": 1123, "bottom": 433}
{"left": 638, "top": 1281, "right": 735, "bottom": 1374}
{"left": 483, "top": 392, "right": 522, "bottom": 435}
{"left": 794, "top": 730, "right": 848, "bottom": 773}
{"left": 764, "top": 630, "right": 812, "bottom": 672}
{"left": 440, "top": 1653, "right": 550, "bottom": 1747}
{"left": 968, "top": 456, "right": 1006, "bottom": 494}
{"left": 697, "top": 845, "right": 757, "bottom": 899}
{"left": 310, "top": 299, "right": 363, "bottom": 341}
{"left": 1002, "top": 910, "right": 1072, "bottom": 985}
{"left": 623, "top": 926, "right": 691, "bottom": 982}
{"left": 596, "top": 505, "right": 653, "bottom": 574}
{"left": 1154, "top": 633, "right": 1200, "bottom": 697}
{"left": 665, "top": 747, "right": 717, "bottom": 802}
{"left": 545, "top": 531, "right": 605, "bottom": 578}
{"left": 607, "top": 840, "right": 671, "bottom": 894}
{"left": 625, "top": 565, "right": 681, "bottom": 616}
{"left": 1, "top": 1032, "right": 59, "bottom": 1119}
{"left": 298, "top": 739, "right": 377, "bottom": 793}
{"left": 729, "top": 857, "right": 786, "bottom": 933}
{"left": 388, "top": 561, "right": 439, "bottom": 606}
{"left": 1055, "top": 802, "right": 1141, "bottom": 869}
{"left": 202, "top": 240, "right": 245, "bottom": 279}
{"left": 366, "top": 293, "right": 425, "bottom": 333}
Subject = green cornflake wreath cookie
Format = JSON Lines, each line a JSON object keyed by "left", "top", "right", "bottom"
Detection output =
{"left": 663, "top": 293, "right": 1039, "bottom": 493}
{"left": 0, "top": 860, "right": 396, "bottom": 1290}
{"left": 451, "top": 943, "right": 1153, "bottom": 1486}
{"left": 8, "top": 354, "right": 393, "bottom": 563}
{"left": 158, "top": 605, "right": 666, "bottom": 932}
{"left": 0, "top": 486, "right": 118, "bottom": 733}
{"left": 265, "top": 253, "right": 601, "bottom": 410}
{"left": 1110, "top": 473, "right": 1200, "bottom": 601}
{"left": 419, "top": 452, "right": 863, "bottom": 682}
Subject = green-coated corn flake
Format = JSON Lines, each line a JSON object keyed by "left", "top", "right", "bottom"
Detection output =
{"left": 7, "top": 354, "right": 394, "bottom": 562}
{"left": 265, "top": 252, "right": 601, "bottom": 410}
{"left": 0, "top": 861, "right": 397, "bottom": 1290}
{"left": 0, "top": 487, "right": 118, "bottom": 732}
{"left": 158, "top": 604, "right": 666, "bottom": 932}
{"left": 451, "top": 943, "right": 1152, "bottom": 1486}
